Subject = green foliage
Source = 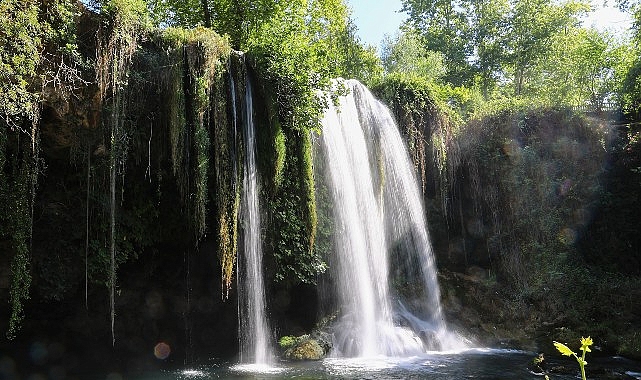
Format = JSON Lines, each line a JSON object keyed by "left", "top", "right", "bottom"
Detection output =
{"left": 278, "top": 335, "right": 298, "bottom": 349}
{"left": 401, "top": 0, "right": 476, "bottom": 85}
{"left": 0, "top": 0, "right": 43, "bottom": 125}
{"left": 145, "top": 0, "right": 385, "bottom": 86}
{"left": 6, "top": 152, "right": 35, "bottom": 340}
{"left": 381, "top": 30, "right": 447, "bottom": 81}
{"left": 622, "top": 58, "right": 641, "bottom": 118}
{"left": 211, "top": 0, "right": 280, "bottom": 49}
{"left": 300, "top": 132, "right": 317, "bottom": 254}
{"left": 145, "top": 0, "right": 203, "bottom": 27}
{"left": 179, "top": 28, "right": 229, "bottom": 238}
{"left": 0, "top": 0, "right": 85, "bottom": 338}
{"left": 244, "top": 1, "right": 333, "bottom": 131}
{"left": 172, "top": 45, "right": 236, "bottom": 298}
{"left": 273, "top": 127, "right": 286, "bottom": 190}
{"left": 0, "top": 123, "right": 39, "bottom": 339}
{"left": 124, "top": 1, "right": 381, "bottom": 288}
{"left": 506, "top": 0, "right": 590, "bottom": 96}
{"left": 621, "top": 5, "right": 641, "bottom": 118}
{"left": 469, "top": 0, "right": 509, "bottom": 97}
{"left": 157, "top": 27, "right": 234, "bottom": 293}
{"left": 400, "top": 0, "right": 620, "bottom": 107}
{"left": 269, "top": 143, "right": 327, "bottom": 283}
{"left": 238, "top": 1, "right": 375, "bottom": 284}
{"left": 620, "top": 2, "right": 641, "bottom": 117}
{"left": 41, "top": 0, "right": 80, "bottom": 52}
{"left": 520, "top": 24, "right": 632, "bottom": 108}
{"left": 457, "top": 109, "right": 609, "bottom": 301}
{"left": 378, "top": 33, "right": 485, "bottom": 120}
{"left": 101, "top": 0, "right": 151, "bottom": 28}
{"left": 337, "top": 18, "right": 383, "bottom": 85}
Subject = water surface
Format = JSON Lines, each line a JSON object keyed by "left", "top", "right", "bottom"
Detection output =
{"left": 118, "top": 349, "right": 641, "bottom": 380}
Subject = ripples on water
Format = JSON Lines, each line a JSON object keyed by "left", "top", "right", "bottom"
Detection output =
{"left": 124, "top": 348, "right": 641, "bottom": 380}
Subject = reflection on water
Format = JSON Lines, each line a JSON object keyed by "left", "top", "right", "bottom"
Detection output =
{"left": 230, "top": 363, "right": 286, "bottom": 375}
{"left": 119, "top": 349, "right": 641, "bottom": 380}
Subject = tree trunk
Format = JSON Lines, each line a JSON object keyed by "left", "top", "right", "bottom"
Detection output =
{"left": 201, "top": 0, "right": 211, "bottom": 28}
{"left": 515, "top": 66, "right": 524, "bottom": 96}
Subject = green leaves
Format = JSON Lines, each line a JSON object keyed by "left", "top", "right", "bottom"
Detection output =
{"left": 401, "top": 0, "right": 621, "bottom": 105}
{"left": 381, "top": 30, "right": 446, "bottom": 81}
{"left": 0, "top": 0, "right": 42, "bottom": 124}
{"left": 401, "top": 0, "right": 476, "bottom": 85}
{"left": 553, "top": 341, "right": 575, "bottom": 356}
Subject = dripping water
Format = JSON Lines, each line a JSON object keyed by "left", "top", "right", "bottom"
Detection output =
{"left": 109, "top": 116, "right": 116, "bottom": 347}
{"left": 85, "top": 144, "right": 90, "bottom": 311}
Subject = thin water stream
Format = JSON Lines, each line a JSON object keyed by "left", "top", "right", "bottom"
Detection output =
{"left": 237, "top": 66, "right": 273, "bottom": 364}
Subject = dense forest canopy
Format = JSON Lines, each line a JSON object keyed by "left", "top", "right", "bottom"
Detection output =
{"left": 0, "top": 0, "right": 640, "bottom": 361}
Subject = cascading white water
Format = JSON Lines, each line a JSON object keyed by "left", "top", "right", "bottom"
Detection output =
{"left": 319, "top": 79, "right": 465, "bottom": 357}
{"left": 237, "top": 69, "right": 273, "bottom": 364}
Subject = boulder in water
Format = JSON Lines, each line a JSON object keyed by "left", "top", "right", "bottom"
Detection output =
{"left": 284, "top": 338, "right": 325, "bottom": 361}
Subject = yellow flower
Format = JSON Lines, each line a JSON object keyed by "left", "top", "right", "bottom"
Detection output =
{"left": 581, "top": 336, "right": 593, "bottom": 352}
{"left": 554, "top": 341, "right": 575, "bottom": 356}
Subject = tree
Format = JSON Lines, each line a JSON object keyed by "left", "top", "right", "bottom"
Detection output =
{"left": 381, "top": 29, "right": 446, "bottom": 81}
{"left": 401, "top": 0, "right": 591, "bottom": 99}
{"left": 505, "top": 0, "right": 589, "bottom": 96}
{"left": 0, "top": 0, "right": 43, "bottom": 126}
{"left": 534, "top": 27, "right": 633, "bottom": 107}
{"left": 470, "top": 0, "right": 509, "bottom": 98}
{"left": 618, "top": 0, "right": 641, "bottom": 117}
{"left": 144, "top": 0, "right": 206, "bottom": 28}
{"left": 141, "top": 0, "right": 380, "bottom": 82}
{"left": 401, "top": 0, "right": 475, "bottom": 85}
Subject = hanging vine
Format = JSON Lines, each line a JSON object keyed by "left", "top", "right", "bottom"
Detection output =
{"left": 2, "top": 122, "right": 40, "bottom": 340}
{"left": 0, "top": 0, "right": 46, "bottom": 339}
{"left": 372, "top": 74, "right": 460, "bottom": 219}
{"left": 160, "top": 27, "right": 233, "bottom": 294}
{"left": 300, "top": 130, "right": 317, "bottom": 254}
{"left": 216, "top": 53, "right": 242, "bottom": 298}
{"left": 96, "top": 0, "right": 147, "bottom": 346}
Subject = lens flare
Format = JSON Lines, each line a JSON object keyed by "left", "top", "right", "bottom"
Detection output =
{"left": 154, "top": 342, "right": 171, "bottom": 360}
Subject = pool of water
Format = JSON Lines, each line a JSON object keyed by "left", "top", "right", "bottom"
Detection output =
{"left": 109, "top": 349, "right": 641, "bottom": 380}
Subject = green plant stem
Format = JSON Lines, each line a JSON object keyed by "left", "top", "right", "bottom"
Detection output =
{"left": 571, "top": 351, "right": 586, "bottom": 380}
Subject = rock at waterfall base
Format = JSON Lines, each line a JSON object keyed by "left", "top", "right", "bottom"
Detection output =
{"left": 284, "top": 338, "right": 325, "bottom": 361}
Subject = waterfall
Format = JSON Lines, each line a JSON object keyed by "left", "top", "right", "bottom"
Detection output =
{"left": 318, "top": 79, "right": 464, "bottom": 357}
{"left": 237, "top": 68, "right": 273, "bottom": 364}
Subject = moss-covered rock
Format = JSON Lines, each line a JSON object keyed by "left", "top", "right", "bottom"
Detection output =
{"left": 284, "top": 338, "right": 325, "bottom": 361}
{"left": 279, "top": 332, "right": 332, "bottom": 361}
